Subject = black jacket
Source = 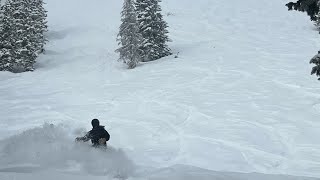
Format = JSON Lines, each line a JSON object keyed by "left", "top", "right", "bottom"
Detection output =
{"left": 81, "top": 126, "right": 110, "bottom": 146}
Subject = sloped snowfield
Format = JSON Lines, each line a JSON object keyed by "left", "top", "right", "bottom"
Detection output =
{"left": 0, "top": 0, "right": 320, "bottom": 179}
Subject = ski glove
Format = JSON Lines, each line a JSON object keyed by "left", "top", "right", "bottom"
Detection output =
{"left": 99, "top": 138, "right": 107, "bottom": 145}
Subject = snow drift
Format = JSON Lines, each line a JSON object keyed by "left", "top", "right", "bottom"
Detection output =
{"left": 0, "top": 124, "right": 135, "bottom": 178}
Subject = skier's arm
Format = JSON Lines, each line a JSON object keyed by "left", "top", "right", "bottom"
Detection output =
{"left": 103, "top": 130, "right": 110, "bottom": 141}
{"left": 76, "top": 131, "right": 91, "bottom": 142}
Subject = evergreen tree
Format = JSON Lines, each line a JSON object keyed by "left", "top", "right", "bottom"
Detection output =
{"left": 135, "top": 0, "right": 171, "bottom": 62}
{"left": 315, "top": 1, "right": 320, "bottom": 30}
{"left": 116, "top": 0, "right": 142, "bottom": 69}
{"left": 0, "top": 0, "right": 47, "bottom": 72}
{"left": 0, "top": 0, "right": 18, "bottom": 72}
{"left": 310, "top": 51, "right": 320, "bottom": 79}
{"left": 30, "top": 0, "right": 48, "bottom": 53}
{"left": 286, "top": 0, "right": 319, "bottom": 21}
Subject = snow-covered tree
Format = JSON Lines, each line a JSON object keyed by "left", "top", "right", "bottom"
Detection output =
{"left": 29, "top": 0, "right": 48, "bottom": 53}
{"left": 135, "top": 0, "right": 171, "bottom": 62}
{"left": 116, "top": 0, "right": 142, "bottom": 69}
{"left": 0, "top": 0, "right": 47, "bottom": 72}
{"left": 0, "top": 0, "right": 18, "bottom": 72}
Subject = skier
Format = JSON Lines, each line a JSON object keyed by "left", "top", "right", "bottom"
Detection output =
{"left": 75, "top": 119, "right": 110, "bottom": 147}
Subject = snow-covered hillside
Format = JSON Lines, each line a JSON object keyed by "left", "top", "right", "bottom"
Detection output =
{"left": 0, "top": 0, "right": 320, "bottom": 179}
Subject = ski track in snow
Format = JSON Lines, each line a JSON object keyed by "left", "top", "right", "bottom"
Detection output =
{"left": 1, "top": 0, "right": 320, "bottom": 179}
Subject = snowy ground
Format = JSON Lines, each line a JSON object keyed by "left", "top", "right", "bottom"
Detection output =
{"left": 1, "top": 0, "right": 320, "bottom": 179}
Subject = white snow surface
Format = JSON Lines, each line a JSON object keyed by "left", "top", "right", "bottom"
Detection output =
{"left": 0, "top": 0, "right": 320, "bottom": 179}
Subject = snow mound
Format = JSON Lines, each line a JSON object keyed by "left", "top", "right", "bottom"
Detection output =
{"left": 0, "top": 124, "right": 135, "bottom": 178}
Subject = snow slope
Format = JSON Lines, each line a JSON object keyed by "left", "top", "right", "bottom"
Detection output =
{"left": 1, "top": 0, "right": 320, "bottom": 179}
{"left": 0, "top": 164, "right": 318, "bottom": 180}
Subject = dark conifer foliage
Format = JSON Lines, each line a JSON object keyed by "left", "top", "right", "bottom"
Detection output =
{"left": 286, "top": 0, "right": 319, "bottom": 21}
{"left": 310, "top": 51, "right": 320, "bottom": 80}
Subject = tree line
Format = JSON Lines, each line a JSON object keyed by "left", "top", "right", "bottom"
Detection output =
{"left": 0, "top": 0, "right": 171, "bottom": 72}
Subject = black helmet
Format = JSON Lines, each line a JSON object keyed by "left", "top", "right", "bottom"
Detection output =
{"left": 91, "top": 119, "right": 100, "bottom": 128}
